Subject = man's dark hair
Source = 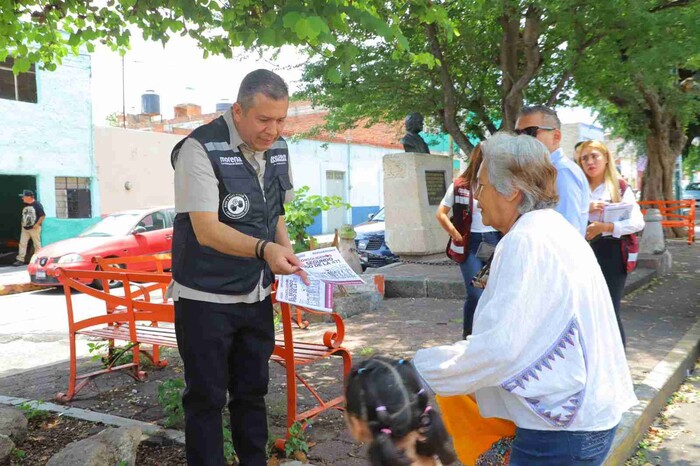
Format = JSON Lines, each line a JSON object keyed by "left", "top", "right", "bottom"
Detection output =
{"left": 518, "top": 105, "right": 561, "bottom": 129}
{"left": 237, "top": 69, "right": 288, "bottom": 111}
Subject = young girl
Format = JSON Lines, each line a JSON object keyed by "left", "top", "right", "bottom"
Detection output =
{"left": 344, "top": 357, "right": 457, "bottom": 466}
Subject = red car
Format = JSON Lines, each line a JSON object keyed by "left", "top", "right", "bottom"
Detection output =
{"left": 28, "top": 206, "right": 175, "bottom": 288}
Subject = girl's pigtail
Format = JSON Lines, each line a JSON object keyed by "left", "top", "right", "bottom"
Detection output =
{"left": 368, "top": 429, "right": 412, "bottom": 466}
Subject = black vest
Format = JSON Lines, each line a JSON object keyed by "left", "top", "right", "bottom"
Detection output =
{"left": 170, "top": 116, "right": 293, "bottom": 295}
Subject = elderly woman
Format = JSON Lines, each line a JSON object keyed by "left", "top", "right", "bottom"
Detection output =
{"left": 414, "top": 133, "right": 637, "bottom": 466}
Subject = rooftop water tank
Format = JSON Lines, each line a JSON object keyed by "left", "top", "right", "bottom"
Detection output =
{"left": 141, "top": 90, "right": 160, "bottom": 115}
{"left": 216, "top": 100, "right": 232, "bottom": 113}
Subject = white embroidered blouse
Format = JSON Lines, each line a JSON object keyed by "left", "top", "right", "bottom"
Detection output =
{"left": 414, "top": 209, "right": 638, "bottom": 431}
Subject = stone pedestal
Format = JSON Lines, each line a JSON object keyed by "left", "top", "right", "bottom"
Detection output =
{"left": 638, "top": 208, "right": 673, "bottom": 276}
{"left": 639, "top": 208, "right": 666, "bottom": 255}
{"left": 383, "top": 152, "right": 451, "bottom": 256}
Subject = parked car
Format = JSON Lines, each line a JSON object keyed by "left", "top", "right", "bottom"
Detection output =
{"left": 28, "top": 206, "right": 175, "bottom": 288}
{"left": 354, "top": 208, "right": 397, "bottom": 270}
{"left": 682, "top": 182, "right": 700, "bottom": 203}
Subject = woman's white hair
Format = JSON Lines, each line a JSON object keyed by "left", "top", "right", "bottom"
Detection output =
{"left": 481, "top": 132, "right": 559, "bottom": 214}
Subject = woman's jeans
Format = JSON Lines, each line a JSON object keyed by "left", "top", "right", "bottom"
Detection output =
{"left": 458, "top": 231, "right": 501, "bottom": 339}
{"left": 510, "top": 426, "right": 618, "bottom": 466}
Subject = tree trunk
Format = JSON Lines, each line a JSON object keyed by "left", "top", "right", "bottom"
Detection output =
{"left": 642, "top": 129, "right": 676, "bottom": 201}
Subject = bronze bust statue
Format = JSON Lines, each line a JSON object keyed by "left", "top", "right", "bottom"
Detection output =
{"left": 401, "top": 112, "right": 430, "bottom": 154}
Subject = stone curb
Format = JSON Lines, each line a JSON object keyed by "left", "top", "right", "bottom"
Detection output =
{"left": 603, "top": 318, "right": 700, "bottom": 464}
{"left": 0, "top": 396, "right": 184, "bottom": 445}
{"left": 0, "top": 396, "right": 316, "bottom": 464}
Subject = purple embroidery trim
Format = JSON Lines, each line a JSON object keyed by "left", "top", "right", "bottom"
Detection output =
{"left": 500, "top": 316, "right": 588, "bottom": 428}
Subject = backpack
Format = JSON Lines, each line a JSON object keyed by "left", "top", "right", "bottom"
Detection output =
{"left": 618, "top": 179, "right": 639, "bottom": 273}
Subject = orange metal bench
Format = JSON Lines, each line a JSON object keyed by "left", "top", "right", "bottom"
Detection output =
{"left": 55, "top": 266, "right": 352, "bottom": 442}
{"left": 638, "top": 199, "right": 696, "bottom": 245}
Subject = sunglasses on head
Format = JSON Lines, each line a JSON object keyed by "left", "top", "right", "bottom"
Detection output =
{"left": 514, "top": 126, "right": 556, "bottom": 137}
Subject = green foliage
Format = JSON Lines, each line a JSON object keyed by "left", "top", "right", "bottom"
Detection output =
{"left": 222, "top": 419, "right": 237, "bottom": 465}
{"left": 11, "top": 448, "right": 26, "bottom": 461}
{"left": 157, "top": 378, "right": 185, "bottom": 428}
{"left": 87, "top": 341, "right": 136, "bottom": 369}
{"left": 359, "top": 347, "right": 375, "bottom": 357}
{"left": 17, "top": 400, "right": 49, "bottom": 421}
{"left": 572, "top": 1, "right": 700, "bottom": 199}
{"left": 285, "top": 186, "right": 349, "bottom": 252}
{"left": 285, "top": 421, "right": 311, "bottom": 458}
{"left": 2, "top": 0, "right": 412, "bottom": 77}
{"left": 683, "top": 145, "right": 700, "bottom": 178}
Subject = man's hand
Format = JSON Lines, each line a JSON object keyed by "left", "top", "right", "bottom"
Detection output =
{"left": 263, "top": 242, "right": 310, "bottom": 284}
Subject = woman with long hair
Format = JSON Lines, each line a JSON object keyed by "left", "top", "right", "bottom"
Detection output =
{"left": 577, "top": 140, "right": 644, "bottom": 347}
{"left": 436, "top": 145, "right": 501, "bottom": 339}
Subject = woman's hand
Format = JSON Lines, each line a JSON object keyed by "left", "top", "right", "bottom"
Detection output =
{"left": 450, "top": 231, "right": 463, "bottom": 242}
{"left": 589, "top": 201, "right": 607, "bottom": 214}
{"left": 585, "top": 222, "right": 612, "bottom": 241}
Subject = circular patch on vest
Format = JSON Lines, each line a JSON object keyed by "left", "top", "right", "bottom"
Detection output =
{"left": 222, "top": 193, "right": 250, "bottom": 220}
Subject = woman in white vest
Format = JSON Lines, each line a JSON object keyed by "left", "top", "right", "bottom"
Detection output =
{"left": 415, "top": 133, "right": 637, "bottom": 465}
{"left": 436, "top": 144, "right": 501, "bottom": 339}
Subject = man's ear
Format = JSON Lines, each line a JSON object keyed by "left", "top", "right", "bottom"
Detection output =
{"left": 232, "top": 102, "right": 243, "bottom": 122}
{"left": 553, "top": 128, "right": 562, "bottom": 146}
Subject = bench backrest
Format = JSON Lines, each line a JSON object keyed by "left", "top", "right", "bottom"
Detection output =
{"left": 638, "top": 199, "right": 696, "bottom": 243}
{"left": 55, "top": 268, "right": 174, "bottom": 336}
{"left": 93, "top": 254, "right": 172, "bottom": 296}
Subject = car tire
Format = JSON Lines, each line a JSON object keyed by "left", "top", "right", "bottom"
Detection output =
{"left": 93, "top": 262, "right": 124, "bottom": 290}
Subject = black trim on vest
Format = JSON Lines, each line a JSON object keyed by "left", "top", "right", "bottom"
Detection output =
{"left": 171, "top": 116, "right": 292, "bottom": 295}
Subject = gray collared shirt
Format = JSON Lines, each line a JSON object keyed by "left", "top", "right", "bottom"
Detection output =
{"left": 166, "top": 108, "right": 293, "bottom": 304}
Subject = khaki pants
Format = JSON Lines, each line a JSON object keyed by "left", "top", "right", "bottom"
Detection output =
{"left": 17, "top": 225, "right": 42, "bottom": 262}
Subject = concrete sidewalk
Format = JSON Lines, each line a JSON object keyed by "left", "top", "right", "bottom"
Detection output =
{"left": 0, "top": 241, "right": 697, "bottom": 465}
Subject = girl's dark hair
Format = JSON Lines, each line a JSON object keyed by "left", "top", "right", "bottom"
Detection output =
{"left": 345, "top": 356, "right": 456, "bottom": 466}
{"left": 458, "top": 144, "right": 484, "bottom": 188}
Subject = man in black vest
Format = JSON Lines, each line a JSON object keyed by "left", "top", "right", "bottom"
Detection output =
{"left": 168, "top": 69, "right": 306, "bottom": 466}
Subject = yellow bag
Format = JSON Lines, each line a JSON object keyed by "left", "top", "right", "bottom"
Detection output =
{"left": 435, "top": 394, "right": 516, "bottom": 466}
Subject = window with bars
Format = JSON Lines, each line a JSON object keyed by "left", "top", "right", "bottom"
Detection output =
{"left": 0, "top": 57, "right": 37, "bottom": 103}
{"left": 55, "top": 177, "right": 92, "bottom": 219}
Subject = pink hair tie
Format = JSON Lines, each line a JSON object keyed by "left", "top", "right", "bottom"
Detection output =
{"left": 424, "top": 405, "right": 432, "bottom": 413}
{"left": 380, "top": 428, "right": 392, "bottom": 435}
{"left": 375, "top": 406, "right": 387, "bottom": 412}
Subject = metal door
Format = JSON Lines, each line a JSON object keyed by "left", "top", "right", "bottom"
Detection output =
{"left": 325, "top": 170, "right": 347, "bottom": 233}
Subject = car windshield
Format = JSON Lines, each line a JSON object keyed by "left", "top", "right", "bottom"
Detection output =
{"left": 685, "top": 183, "right": 700, "bottom": 191}
{"left": 371, "top": 208, "right": 385, "bottom": 221}
{"left": 79, "top": 213, "right": 142, "bottom": 237}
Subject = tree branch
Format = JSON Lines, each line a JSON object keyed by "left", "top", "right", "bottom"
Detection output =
{"left": 425, "top": 21, "right": 474, "bottom": 153}
{"left": 649, "top": 0, "right": 693, "bottom": 13}
{"left": 509, "top": 5, "right": 542, "bottom": 98}
{"left": 546, "top": 71, "right": 572, "bottom": 106}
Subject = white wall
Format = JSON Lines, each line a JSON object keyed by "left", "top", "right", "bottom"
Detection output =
{"left": 95, "top": 127, "right": 181, "bottom": 214}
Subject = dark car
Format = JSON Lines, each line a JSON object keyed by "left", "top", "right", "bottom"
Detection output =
{"left": 354, "top": 208, "right": 397, "bottom": 269}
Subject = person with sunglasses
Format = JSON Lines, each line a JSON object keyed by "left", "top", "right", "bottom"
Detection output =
{"left": 515, "top": 106, "right": 589, "bottom": 236}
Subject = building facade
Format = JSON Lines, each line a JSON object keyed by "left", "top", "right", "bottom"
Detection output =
{"left": 0, "top": 53, "right": 99, "bottom": 248}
